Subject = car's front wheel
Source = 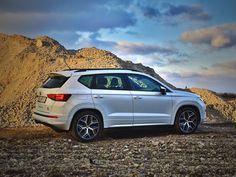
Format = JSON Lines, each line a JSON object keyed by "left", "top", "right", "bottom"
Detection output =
{"left": 174, "top": 107, "right": 200, "bottom": 134}
{"left": 71, "top": 111, "right": 103, "bottom": 142}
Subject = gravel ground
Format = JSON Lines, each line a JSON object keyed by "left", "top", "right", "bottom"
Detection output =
{"left": 0, "top": 123, "right": 236, "bottom": 177}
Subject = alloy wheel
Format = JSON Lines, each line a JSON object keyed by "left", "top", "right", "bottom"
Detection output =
{"left": 179, "top": 110, "right": 198, "bottom": 133}
{"left": 76, "top": 114, "right": 100, "bottom": 140}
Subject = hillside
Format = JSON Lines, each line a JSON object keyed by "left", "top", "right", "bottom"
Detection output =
{"left": 190, "top": 88, "right": 236, "bottom": 122}
{"left": 0, "top": 33, "right": 173, "bottom": 128}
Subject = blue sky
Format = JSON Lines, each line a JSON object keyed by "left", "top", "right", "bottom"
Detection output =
{"left": 0, "top": 0, "right": 236, "bottom": 93}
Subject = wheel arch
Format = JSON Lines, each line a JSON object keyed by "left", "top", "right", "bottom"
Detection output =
{"left": 172, "top": 104, "right": 201, "bottom": 124}
{"left": 69, "top": 108, "right": 104, "bottom": 130}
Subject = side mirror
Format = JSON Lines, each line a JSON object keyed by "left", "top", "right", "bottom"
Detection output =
{"left": 160, "top": 86, "right": 166, "bottom": 95}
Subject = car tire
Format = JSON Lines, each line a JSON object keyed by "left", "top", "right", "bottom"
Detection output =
{"left": 174, "top": 107, "right": 200, "bottom": 134}
{"left": 71, "top": 111, "right": 103, "bottom": 142}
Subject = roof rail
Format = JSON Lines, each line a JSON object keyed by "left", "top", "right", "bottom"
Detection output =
{"left": 67, "top": 68, "right": 142, "bottom": 72}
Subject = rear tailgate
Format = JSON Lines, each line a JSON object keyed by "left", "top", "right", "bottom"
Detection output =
{"left": 35, "top": 73, "right": 70, "bottom": 113}
{"left": 36, "top": 88, "right": 60, "bottom": 113}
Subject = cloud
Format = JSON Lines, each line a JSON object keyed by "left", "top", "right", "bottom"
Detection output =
{"left": 162, "top": 71, "right": 202, "bottom": 79}
{"left": 115, "top": 41, "right": 177, "bottom": 55}
{"left": 165, "top": 4, "right": 211, "bottom": 21}
{"left": 213, "top": 60, "right": 236, "bottom": 70}
{"left": 200, "top": 66, "right": 208, "bottom": 70}
{"left": 75, "top": 31, "right": 180, "bottom": 56}
{"left": 139, "top": 3, "right": 210, "bottom": 24}
{"left": 161, "top": 71, "right": 236, "bottom": 93}
{"left": 128, "top": 55, "right": 189, "bottom": 69}
{"left": 75, "top": 31, "right": 116, "bottom": 50}
{"left": 74, "top": 31, "right": 188, "bottom": 69}
{"left": 47, "top": 31, "right": 79, "bottom": 49}
{"left": 141, "top": 6, "right": 161, "bottom": 19}
{"left": 0, "top": 0, "right": 131, "bottom": 13}
{"left": 144, "top": 57, "right": 189, "bottom": 67}
{"left": 160, "top": 60, "right": 236, "bottom": 92}
{"left": 167, "top": 58, "right": 189, "bottom": 65}
{"left": 165, "top": 60, "right": 236, "bottom": 79}
{"left": 181, "top": 23, "right": 236, "bottom": 48}
{"left": 0, "top": 0, "right": 136, "bottom": 34}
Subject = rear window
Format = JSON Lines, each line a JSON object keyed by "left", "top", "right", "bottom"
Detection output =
{"left": 42, "top": 75, "right": 69, "bottom": 88}
{"left": 78, "top": 75, "right": 93, "bottom": 88}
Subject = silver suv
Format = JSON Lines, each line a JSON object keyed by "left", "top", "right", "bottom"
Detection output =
{"left": 33, "top": 69, "right": 206, "bottom": 142}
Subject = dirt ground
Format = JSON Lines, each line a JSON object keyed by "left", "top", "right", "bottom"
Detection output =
{"left": 0, "top": 123, "right": 236, "bottom": 177}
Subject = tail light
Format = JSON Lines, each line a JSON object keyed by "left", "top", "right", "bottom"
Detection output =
{"left": 47, "top": 94, "right": 71, "bottom": 101}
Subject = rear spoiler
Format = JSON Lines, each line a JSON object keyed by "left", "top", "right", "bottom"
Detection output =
{"left": 50, "top": 71, "right": 73, "bottom": 77}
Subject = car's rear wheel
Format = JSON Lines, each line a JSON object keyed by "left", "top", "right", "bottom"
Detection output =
{"left": 174, "top": 107, "right": 200, "bottom": 134}
{"left": 71, "top": 111, "right": 103, "bottom": 142}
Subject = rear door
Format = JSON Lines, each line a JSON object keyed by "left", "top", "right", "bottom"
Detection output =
{"left": 35, "top": 74, "right": 69, "bottom": 113}
{"left": 91, "top": 73, "right": 133, "bottom": 128}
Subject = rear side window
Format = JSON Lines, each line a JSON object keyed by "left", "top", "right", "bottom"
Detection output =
{"left": 78, "top": 75, "right": 93, "bottom": 88}
{"left": 94, "top": 74, "right": 127, "bottom": 90}
{"left": 43, "top": 75, "right": 69, "bottom": 88}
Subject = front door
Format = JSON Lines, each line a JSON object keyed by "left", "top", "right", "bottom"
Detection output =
{"left": 127, "top": 74, "right": 172, "bottom": 125}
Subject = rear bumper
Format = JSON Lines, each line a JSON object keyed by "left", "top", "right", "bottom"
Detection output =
{"left": 32, "top": 109, "right": 69, "bottom": 130}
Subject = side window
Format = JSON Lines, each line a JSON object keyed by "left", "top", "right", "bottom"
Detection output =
{"left": 94, "top": 74, "right": 127, "bottom": 90}
{"left": 128, "top": 74, "right": 162, "bottom": 92}
{"left": 78, "top": 75, "right": 93, "bottom": 88}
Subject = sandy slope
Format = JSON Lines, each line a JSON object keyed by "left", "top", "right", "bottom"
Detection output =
{"left": 0, "top": 33, "right": 173, "bottom": 128}
{"left": 190, "top": 88, "right": 236, "bottom": 122}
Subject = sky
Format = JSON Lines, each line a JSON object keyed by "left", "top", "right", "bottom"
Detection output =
{"left": 0, "top": 0, "right": 236, "bottom": 93}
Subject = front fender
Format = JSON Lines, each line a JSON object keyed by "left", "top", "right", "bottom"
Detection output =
{"left": 171, "top": 100, "right": 205, "bottom": 124}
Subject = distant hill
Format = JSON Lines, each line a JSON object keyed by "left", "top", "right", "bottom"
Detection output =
{"left": 0, "top": 33, "right": 235, "bottom": 128}
{"left": 217, "top": 93, "right": 236, "bottom": 100}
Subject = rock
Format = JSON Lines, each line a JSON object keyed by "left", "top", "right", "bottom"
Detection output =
{"left": 123, "top": 148, "right": 129, "bottom": 152}
{"left": 200, "top": 157, "right": 205, "bottom": 161}
{"left": 36, "top": 39, "right": 43, "bottom": 48}
{"left": 79, "top": 158, "right": 90, "bottom": 168}
{"left": 151, "top": 141, "right": 159, "bottom": 146}
{"left": 198, "top": 142, "right": 205, "bottom": 148}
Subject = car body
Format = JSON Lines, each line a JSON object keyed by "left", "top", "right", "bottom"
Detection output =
{"left": 33, "top": 68, "right": 206, "bottom": 141}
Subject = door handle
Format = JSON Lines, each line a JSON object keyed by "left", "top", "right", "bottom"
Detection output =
{"left": 93, "top": 95, "right": 103, "bottom": 98}
{"left": 134, "top": 96, "right": 142, "bottom": 99}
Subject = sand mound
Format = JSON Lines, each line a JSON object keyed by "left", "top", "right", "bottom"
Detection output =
{"left": 0, "top": 33, "right": 235, "bottom": 128}
{"left": 0, "top": 33, "right": 173, "bottom": 128}
{"left": 190, "top": 88, "right": 236, "bottom": 122}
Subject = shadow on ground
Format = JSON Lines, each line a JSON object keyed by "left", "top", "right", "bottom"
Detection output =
{"left": 102, "top": 125, "right": 175, "bottom": 140}
{"left": 0, "top": 123, "right": 235, "bottom": 141}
